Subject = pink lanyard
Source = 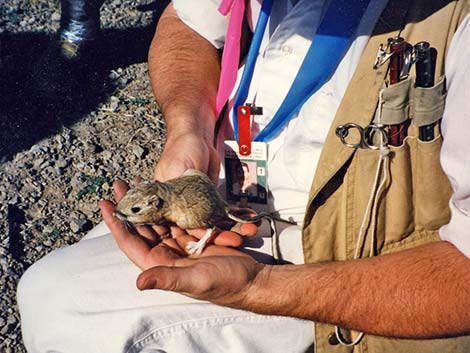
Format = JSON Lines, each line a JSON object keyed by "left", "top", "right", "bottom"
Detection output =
{"left": 215, "top": 0, "right": 245, "bottom": 117}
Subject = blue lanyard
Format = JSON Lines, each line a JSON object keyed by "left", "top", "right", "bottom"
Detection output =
{"left": 232, "top": 0, "right": 371, "bottom": 142}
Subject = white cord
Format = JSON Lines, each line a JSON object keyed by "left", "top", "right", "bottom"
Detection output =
{"left": 336, "top": 90, "right": 390, "bottom": 347}
{"left": 353, "top": 151, "right": 385, "bottom": 259}
{"left": 269, "top": 218, "right": 281, "bottom": 261}
{"left": 335, "top": 326, "right": 365, "bottom": 346}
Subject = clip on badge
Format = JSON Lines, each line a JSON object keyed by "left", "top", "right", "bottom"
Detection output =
{"left": 237, "top": 104, "right": 263, "bottom": 156}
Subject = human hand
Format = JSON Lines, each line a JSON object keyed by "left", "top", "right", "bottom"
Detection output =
{"left": 136, "top": 247, "right": 267, "bottom": 308}
{"left": 100, "top": 180, "right": 268, "bottom": 307}
{"left": 154, "top": 132, "right": 220, "bottom": 183}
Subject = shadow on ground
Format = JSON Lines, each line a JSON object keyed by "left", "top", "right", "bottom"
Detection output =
{"left": 0, "top": 1, "right": 169, "bottom": 162}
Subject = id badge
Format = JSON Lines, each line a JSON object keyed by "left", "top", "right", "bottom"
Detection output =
{"left": 224, "top": 140, "right": 268, "bottom": 209}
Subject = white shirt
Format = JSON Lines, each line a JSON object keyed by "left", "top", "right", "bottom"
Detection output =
{"left": 172, "top": 0, "right": 470, "bottom": 258}
{"left": 439, "top": 14, "right": 470, "bottom": 258}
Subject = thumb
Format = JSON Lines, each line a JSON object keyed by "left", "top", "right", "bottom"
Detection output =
{"left": 137, "top": 265, "right": 196, "bottom": 293}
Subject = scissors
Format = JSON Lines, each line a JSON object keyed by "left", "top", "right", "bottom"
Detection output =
{"left": 335, "top": 123, "right": 388, "bottom": 150}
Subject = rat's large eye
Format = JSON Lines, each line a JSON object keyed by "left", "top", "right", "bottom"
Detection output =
{"left": 131, "top": 207, "right": 141, "bottom": 214}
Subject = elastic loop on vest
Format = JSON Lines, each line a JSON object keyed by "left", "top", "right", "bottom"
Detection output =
{"left": 412, "top": 76, "right": 446, "bottom": 127}
{"left": 374, "top": 77, "right": 412, "bottom": 125}
{"left": 334, "top": 326, "right": 365, "bottom": 346}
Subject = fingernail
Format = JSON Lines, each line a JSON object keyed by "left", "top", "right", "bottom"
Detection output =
{"left": 139, "top": 278, "right": 156, "bottom": 291}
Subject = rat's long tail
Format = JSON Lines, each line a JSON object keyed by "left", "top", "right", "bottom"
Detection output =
{"left": 227, "top": 211, "right": 297, "bottom": 225}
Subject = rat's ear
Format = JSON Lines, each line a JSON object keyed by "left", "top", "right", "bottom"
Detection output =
{"left": 148, "top": 195, "right": 162, "bottom": 208}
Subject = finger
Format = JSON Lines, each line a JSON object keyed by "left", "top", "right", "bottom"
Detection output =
{"left": 216, "top": 221, "right": 258, "bottom": 237}
{"left": 174, "top": 234, "right": 250, "bottom": 258}
{"left": 152, "top": 224, "right": 171, "bottom": 237}
{"left": 136, "top": 264, "right": 197, "bottom": 292}
{"left": 160, "top": 237, "right": 187, "bottom": 256}
{"left": 213, "top": 231, "right": 243, "bottom": 247}
{"left": 100, "top": 200, "right": 151, "bottom": 269}
{"left": 113, "top": 179, "right": 129, "bottom": 202}
{"left": 170, "top": 225, "right": 188, "bottom": 238}
{"left": 230, "top": 223, "right": 258, "bottom": 237}
{"left": 135, "top": 225, "right": 160, "bottom": 246}
{"left": 143, "top": 242, "right": 188, "bottom": 268}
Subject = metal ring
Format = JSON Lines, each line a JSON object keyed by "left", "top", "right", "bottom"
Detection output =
{"left": 362, "top": 124, "right": 388, "bottom": 150}
{"left": 335, "top": 123, "right": 363, "bottom": 149}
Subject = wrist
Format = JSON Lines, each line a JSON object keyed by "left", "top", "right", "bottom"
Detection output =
{"left": 241, "top": 264, "right": 275, "bottom": 310}
{"left": 165, "top": 125, "right": 214, "bottom": 147}
{"left": 164, "top": 110, "right": 216, "bottom": 146}
{"left": 243, "top": 264, "right": 310, "bottom": 318}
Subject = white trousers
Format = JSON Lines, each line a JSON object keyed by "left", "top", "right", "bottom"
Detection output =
{"left": 17, "top": 222, "right": 314, "bottom": 353}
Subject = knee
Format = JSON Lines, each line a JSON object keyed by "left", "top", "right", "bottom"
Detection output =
{"left": 18, "top": 253, "right": 61, "bottom": 312}
{"left": 17, "top": 250, "right": 73, "bottom": 347}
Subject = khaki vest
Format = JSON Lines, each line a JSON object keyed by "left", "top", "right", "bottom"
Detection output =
{"left": 301, "top": 0, "right": 470, "bottom": 352}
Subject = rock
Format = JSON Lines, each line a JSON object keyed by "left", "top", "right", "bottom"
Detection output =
{"left": 109, "top": 71, "right": 120, "bottom": 80}
{"left": 69, "top": 220, "right": 81, "bottom": 233}
{"left": 7, "top": 315, "right": 16, "bottom": 325}
{"left": 51, "top": 11, "right": 61, "bottom": 21}
{"left": 109, "top": 96, "right": 120, "bottom": 112}
{"left": 70, "top": 219, "right": 92, "bottom": 234}
{"left": 118, "top": 77, "right": 128, "bottom": 88}
{"left": 32, "top": 157, "right": 46, "bottom": 170}
{"left": 42, "top": 239, "right": 53, "bottom": 247}
{"left": 71, "top": 175, "right": 86, "bottom": 189}
{"left": 132, "top": 145, "right": 148, "bottom": 159}
{"left": 7, "top": 193, "right": 20, "bottom": 204}
{"left": 135, "top": 107, "right": 146, "bottom": 116}
{"left": 56, "top": 157, "right": 68, "bottom": 167}
{"left": 85, "top": 142, "right": 104, "bottom": 154}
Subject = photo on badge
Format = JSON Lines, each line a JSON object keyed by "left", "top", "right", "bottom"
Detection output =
{"left": 224, "top": 140, "right": 268, "bottom": 208}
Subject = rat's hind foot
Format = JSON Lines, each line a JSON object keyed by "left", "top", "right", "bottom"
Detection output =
{"left": 186, "top": 241, "right": 206, "bottom": 255}
{"left": 185, "top": 228, "right": 214, "bottom": 255}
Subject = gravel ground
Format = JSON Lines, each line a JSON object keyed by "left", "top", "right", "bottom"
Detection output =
{"left": 0, "top": 1, "right": 169, "bottom": 351}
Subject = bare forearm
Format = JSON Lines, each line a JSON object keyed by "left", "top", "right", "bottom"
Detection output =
{"left": 148, "top": 4, "right": 221, "bottom": 142}
{"left": 248, "top": 241, "right": 470, "bottom": 338}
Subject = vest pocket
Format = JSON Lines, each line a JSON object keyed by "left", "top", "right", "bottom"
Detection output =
{"left": 379, "top": 139, "right": 416, "bottom": 246}
{"left": 345, "top": 142, "right": 415, "bottom": 258}
{"left": 414, "top": 134, "right": 452, "bottom": 230}
{"left": 411, "top": 77, "right": 452, "bottom": 230}
{"left": 345, "top": 127, "right": 451, "bottom": 258}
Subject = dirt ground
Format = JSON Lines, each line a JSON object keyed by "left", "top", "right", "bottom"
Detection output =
{"left": 0, "top": 1, "right": 169, "bottom": 351}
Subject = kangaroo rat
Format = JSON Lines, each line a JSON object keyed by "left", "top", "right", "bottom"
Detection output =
{"left": 113, "top": 169, "right": 295, "bottom": 255}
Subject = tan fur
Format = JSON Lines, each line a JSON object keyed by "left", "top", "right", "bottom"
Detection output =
{"left": 114, "top": 169, "right": 229, "bottom": 229}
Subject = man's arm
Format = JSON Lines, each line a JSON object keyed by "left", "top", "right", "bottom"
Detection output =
{"left": 247, "top": 241, "right": 470, "bottom": 338}
{"left": 135, "top": 239, "right": 470, "bottom": 339}
{"left": 149, "top": 3, "right": 222, "bottom": 181}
